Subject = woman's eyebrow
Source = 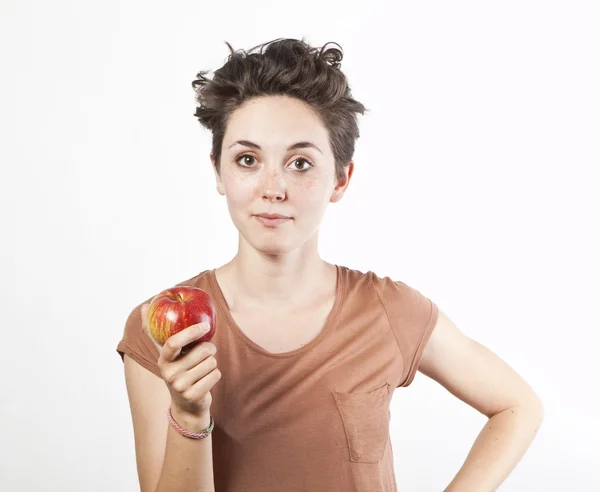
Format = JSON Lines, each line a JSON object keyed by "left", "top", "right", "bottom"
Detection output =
{"left": 228, "top": 140, "right": 322, "bottom": 154}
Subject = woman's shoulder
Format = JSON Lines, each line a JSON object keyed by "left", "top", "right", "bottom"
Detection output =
{"left": 339, "top": 263, "right": 400, "bottom": 289}
{"left": 339, "top": 264, "right": 428, "bottom": 304}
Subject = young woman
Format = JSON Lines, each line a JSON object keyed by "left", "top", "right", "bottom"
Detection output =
{"left": 117, "top": 38, "right": 544, "bottom": 492}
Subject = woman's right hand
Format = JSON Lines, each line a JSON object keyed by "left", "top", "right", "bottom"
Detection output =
{"left": 140, "top": 303, "right": 222, "bottom": 417}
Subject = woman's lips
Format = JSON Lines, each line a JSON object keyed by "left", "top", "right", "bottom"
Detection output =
{"left": 254, "top": 215, "right": 291, "bottom": 227}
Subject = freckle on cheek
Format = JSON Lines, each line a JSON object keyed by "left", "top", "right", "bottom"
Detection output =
{"left": 302, "top": 177, "right": 316, "bottom": 189}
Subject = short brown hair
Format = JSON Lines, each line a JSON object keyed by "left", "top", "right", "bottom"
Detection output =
{"left": 191, "top": 37, "right": 368, "bottom": 183}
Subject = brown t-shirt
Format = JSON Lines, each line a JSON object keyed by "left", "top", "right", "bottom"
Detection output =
{"left": 116, "top": 265, "right": 439, "bottom": 492}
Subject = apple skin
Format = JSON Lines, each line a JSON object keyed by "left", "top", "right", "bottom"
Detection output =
{"left": 147, "top": 286, "right": 216, "bottom": 354}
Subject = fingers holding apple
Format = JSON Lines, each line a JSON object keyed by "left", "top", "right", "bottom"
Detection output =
{"left": 141, "top": 313, "right": 221, "bottom": 416}
{"left": 162, "top": 334, "right": 221, "bottom": 415}
{"left": 158, "top": 319, "right": 212, "bottom": 364}
{"left": 137, "top": 287, "right": 221, "bottom": 416}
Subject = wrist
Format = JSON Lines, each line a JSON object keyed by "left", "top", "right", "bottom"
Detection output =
{"left": 170, "top": 405, "right": 212, "bottom": 433}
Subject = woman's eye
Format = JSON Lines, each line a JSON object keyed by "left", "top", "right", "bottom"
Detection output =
{"left": 236, "top": 154, "right": 256, "bottom": 167}
{"left": 234, "top": 154, "right": 313, "bottom": 171}
{"left": 290, "top": 157, "right": 312, "bottom": 171}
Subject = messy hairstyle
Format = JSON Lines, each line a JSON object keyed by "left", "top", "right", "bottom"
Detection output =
{"left": 191, "top": 37, "right": 368, "bottom": 183}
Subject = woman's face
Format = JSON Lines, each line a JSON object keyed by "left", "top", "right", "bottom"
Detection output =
{"left": 212, "top": 95, "right": 353, "bottom": 256}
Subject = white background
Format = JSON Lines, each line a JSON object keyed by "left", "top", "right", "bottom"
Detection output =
{"left": 1, "top": 1, "right": 598, "bottom": 490}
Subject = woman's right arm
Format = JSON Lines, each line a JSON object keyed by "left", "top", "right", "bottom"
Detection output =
{"left": 124, "top": 355, "right": 216, "bottom": 492}
{"left": 123, "top": 304, "right": 221, "bottom": 492}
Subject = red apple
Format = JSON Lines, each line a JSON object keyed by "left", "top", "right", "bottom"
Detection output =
{"left": 147, "top": 286, "right": 216, "bottom": 354}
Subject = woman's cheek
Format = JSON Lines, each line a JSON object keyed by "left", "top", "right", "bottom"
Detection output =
{"left": 298, "top": 174, "right": 317, "bottom": 190}
{"left": 225, "top": 172, "right": 256, "bottom": 201}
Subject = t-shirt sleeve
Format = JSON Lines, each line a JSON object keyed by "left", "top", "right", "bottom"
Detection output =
{"left": 374, "top": 275, "right": 439, "bottom": 388}
{"left": 116, "top": 301, "right": 162, "bottom": 379}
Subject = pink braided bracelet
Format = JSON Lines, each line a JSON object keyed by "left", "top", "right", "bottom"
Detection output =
{"left": 167, "top": 405, "right": 214, "bottom": 439}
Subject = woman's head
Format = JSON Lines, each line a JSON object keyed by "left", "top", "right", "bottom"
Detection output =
{"left": 191, "top": 38, "right": 367, "bottom": 256}
{"left": 192, "top": 37, "right": 367, "bottom": 185}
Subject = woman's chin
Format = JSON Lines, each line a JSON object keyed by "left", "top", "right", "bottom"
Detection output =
{"left": 237, "top": 225, "right": 300, "bottom": 255}
{"left": 256, "top": 243, "right": 290, "bottom": 255}
{"left": 250, "top": 236, "right": 295, "bottom": 255}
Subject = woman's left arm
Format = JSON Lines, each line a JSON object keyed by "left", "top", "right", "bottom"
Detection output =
{"left": 418, "top": 309, "right": 544, "bottom": 492}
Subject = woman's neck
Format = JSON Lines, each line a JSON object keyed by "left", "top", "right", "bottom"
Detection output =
{"left": 216, "top": 256, "right": 334, "bottom": 311}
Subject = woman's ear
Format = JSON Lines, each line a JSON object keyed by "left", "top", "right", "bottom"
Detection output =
{"left": 210, "top": 153, "right": 225, "bottom": 196}
{"left": 330, "top": 161, "right": 354, "bottom": 203}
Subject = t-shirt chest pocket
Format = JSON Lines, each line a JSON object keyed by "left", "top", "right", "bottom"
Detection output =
{"left": 333, "top": 382, "right": 392, "bottom": 463}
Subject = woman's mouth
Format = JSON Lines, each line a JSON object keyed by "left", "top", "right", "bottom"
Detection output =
{"left": 254, "top": 214, "right": 291, "bottom": 227}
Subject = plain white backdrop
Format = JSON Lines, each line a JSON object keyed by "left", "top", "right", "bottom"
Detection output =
{"left": 1, "top": 1, "right": 598, "bottom": 490}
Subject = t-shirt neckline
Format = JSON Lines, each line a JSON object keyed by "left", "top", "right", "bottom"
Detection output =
{"left": 207, "top": 264, "right": 346, "bottom": 359}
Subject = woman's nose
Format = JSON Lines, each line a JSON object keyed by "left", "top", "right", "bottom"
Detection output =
{"left": 260, "top": 168, "right": 286, "bottom": 201}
